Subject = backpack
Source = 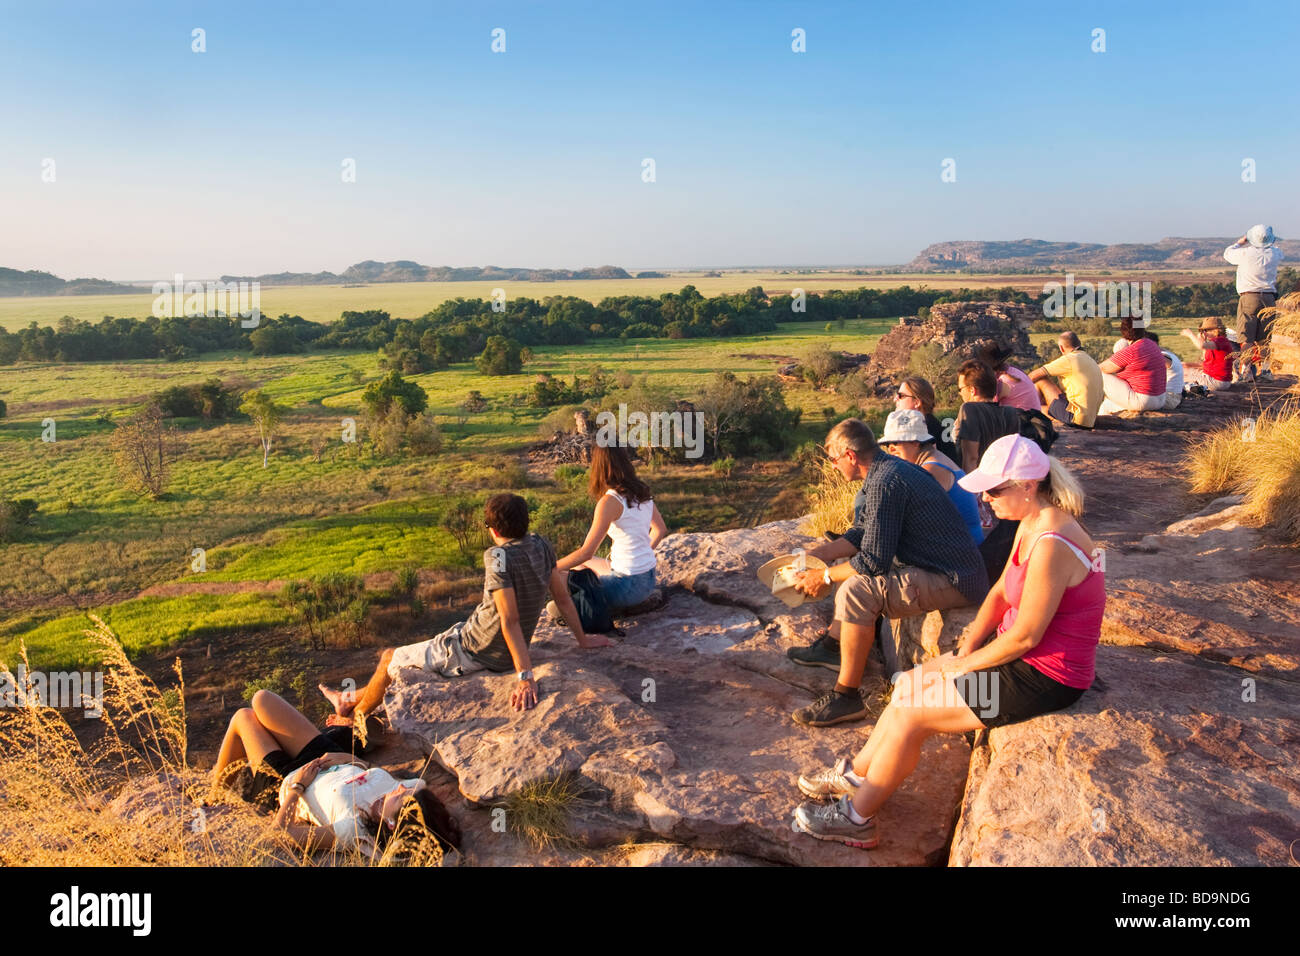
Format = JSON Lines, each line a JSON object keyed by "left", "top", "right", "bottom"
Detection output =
{"left": 566, "top": 568, "right": 623, "bottom": 635}
{"left": 1017, "top": 408, "right": 1058, "bottom": 454}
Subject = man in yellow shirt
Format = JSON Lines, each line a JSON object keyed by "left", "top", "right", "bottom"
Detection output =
{"left": 1029, "top": 331, "right": 1104, "bottom": 430}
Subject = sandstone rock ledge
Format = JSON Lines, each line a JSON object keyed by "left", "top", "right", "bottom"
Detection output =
{"left": 951, "top": 499, "right": 1300, "bottom": 866}
{"left": 389, "top": 520, "right": 970, "bottom": 866}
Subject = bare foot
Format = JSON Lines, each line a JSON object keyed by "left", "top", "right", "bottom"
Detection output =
{"left": 318, "top": 683, "right": 356, "bottom": 717}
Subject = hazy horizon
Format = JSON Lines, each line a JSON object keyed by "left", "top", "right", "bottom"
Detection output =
{"left": 3, "top": 0, "right": 1296, "bottom": 279}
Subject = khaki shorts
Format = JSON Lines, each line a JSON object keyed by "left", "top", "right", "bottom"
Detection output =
{"left": 387, "top": 622, "right": 486, "bottom": 681}
{"left": 833, "top": 565, "right": 969, "bottom": 627}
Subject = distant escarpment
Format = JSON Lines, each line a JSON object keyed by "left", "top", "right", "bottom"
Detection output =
{"left": 907, "top": 237, "right": 1297, "bottom": 273}
{"left": 220, "top": 262, "right": 633, "bottom": 286}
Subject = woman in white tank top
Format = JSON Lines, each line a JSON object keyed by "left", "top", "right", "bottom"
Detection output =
{"left": 555, "top": 445, "right": 668, "bottom": 612}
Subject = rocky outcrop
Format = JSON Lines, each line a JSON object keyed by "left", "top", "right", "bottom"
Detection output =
{"left": 388, "top": 521, "right": 971, "bottom": 867}
{"left": 866, "top": 301, "right": 1040, "bottom": 379}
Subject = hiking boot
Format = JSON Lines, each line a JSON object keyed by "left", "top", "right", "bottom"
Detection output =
{"left": 792, "top": 794, "right": 878, "bottom": 849}
{"left": 787, "top": 634, "right": 841, "bottom": 671}
{"left": 545, "top": 600, "right": 566, "bottom": 627}
{"left": 792, "top": 690, "right": 866, "bottom": 727}
{"left": 798, "top": 757, "right": 858, "bottom": 800}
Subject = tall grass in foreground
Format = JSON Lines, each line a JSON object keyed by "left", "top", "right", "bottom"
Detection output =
{"left": 1184, "top": 396, "right": 1300, "bottom": 542}
{"left": 0, "top": 617, "right": 441, "bottom": 866}
{"left": 799, "top": 456, "right": 859, "bottom": 538}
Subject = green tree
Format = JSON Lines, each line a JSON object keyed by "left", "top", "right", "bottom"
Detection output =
{"left": 475, "top": 335, "right": 523, "bottom": 375}
{"left": 361, "top": 370, "right": 428, "bottom": 417}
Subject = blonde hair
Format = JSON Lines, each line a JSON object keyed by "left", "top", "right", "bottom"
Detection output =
{"left": 1039, "top": 457, "right": 1084, "bottom": 516}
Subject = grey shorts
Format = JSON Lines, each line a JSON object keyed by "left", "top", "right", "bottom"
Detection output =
{"left": 387, "top": 622, "right": 486, "bottom": 681}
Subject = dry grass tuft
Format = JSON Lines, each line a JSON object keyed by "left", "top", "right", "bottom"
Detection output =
{"left": 1184, "top": 396, "right": 1300, "bottom": 542}
{"left": 499, "top": 774, "right": 583, "bottom": 852}
{"left": 799, "top": 456, "right": 859, "bottom": 538}
{"left": 0, "top": 617, "right": 290, "bottom": 865}
{"left": 0, "top": 616, "right": 442, "bottom": 867}
{"left": 1262, "top": 291, "right": 1300, "bottom": 343}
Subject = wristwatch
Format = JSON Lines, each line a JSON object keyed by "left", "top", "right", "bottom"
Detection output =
{"left": 517, "top": 669, "right": 534, "bottom": 682}
{"left": 822, "top": 567, "right": 832, "bottom": 587}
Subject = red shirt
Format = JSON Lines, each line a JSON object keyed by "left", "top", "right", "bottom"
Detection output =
{"left": 1110, "top": 338, "right": 1166, "bottom": 396}
{"left": 1202, "top": 335, "right": 1234, "bottom": 381}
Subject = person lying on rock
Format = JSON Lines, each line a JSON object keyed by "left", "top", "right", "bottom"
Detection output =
{"left": 784, "top": 418, "right": 988, "bottom": 727}
{"left": 791, "top": 435, "right": 1104, "bottom": 849}
{"left": 321, "top": 493, "right": 610, "bottom": 720}
{"left": 550, "top": 443, "right": 668, "bottom": 620}
{"left": 211, "top": 689, "right": 460, "bottom": 859}
{"left": 1029, "top": 331, "right": 1103, "bottom": 430}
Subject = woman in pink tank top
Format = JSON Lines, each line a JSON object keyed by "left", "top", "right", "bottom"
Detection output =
{"left": 791, "top": 435, "right": 1104, "bottom": 851}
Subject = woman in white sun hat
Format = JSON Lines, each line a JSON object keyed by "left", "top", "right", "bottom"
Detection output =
{"left": 878, "top": 408, "right": 983, "bottom": 545}
{"left": 791, "top": 434, "right": 1104, "bottom": 850}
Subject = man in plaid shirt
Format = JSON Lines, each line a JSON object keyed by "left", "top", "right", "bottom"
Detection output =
{"left": 787, "top": 419, "right": 988, "bottom": 726}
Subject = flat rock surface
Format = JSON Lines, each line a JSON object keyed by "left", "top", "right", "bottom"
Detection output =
{"left": 950, "top": 644, "right": 1299, "bottom": 866}
{"left": 389, "top": 587, "right": 969, "bottom": 866}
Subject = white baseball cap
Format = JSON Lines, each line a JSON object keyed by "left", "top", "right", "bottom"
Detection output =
{"left": 957, "top": 434, "right": 1050, "bottom": 494}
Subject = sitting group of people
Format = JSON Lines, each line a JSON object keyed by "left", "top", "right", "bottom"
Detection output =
{"left": 210, "top": 373, "right": 1110, "bottom": 853}
{"left": 1031, "top": 223, "right": 1284, "bottom": 421}
{"left": 211, "top": 222, "right": 1288, "bottom": 852}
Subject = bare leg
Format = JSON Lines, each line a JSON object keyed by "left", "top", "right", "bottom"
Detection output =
{"left": 1035, "top": 377, "right": 1063, "bottom": 406}
{"left": 849, "top": 685, "right": 984, "bottom": 819}
{"left": 353, "top": 648, "right": 396, "bottom": 721}
{"left": 250, "top": 690, "right": 321, "bottom": 756}
{"left": 212, "top": 707, "right": 279, "bottom": 787}
{"left": 835, "top": 620, "right": 875, "bottom": 689}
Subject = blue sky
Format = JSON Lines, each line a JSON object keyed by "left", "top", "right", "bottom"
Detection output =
{"left": 1, "top": 0, "right": 1296, "bottom": 278}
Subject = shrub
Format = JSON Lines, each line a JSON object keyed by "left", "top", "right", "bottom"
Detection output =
{"left": 405, "top": 412, "right": 444, "bottom": 456}
{"left": 443, "top": 495, "right": 488, "bottom": 565}
{"left": 906, "top": 344, "right": 960, "bottom": 409}
{"left": 155, "top": 378, "right": 241, "bottom": 420}
{"left": 281, "top": 574, "right": 370, "bottom": 649}
{"left": 395, "top": 565, "right": 420, "bottom": 595}
{"left": 0, "top": 498, "right": 37, "bottom": 543}
{"left": 553, "top": 463, "right": 587, "bottom": 492}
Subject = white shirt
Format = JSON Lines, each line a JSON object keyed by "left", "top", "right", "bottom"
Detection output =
{"left": 1224, "top": 242, "right": 1284, "bottom": 294}
{"left": 1162, "top": 350, "right": 1183, "bottom": 409}
{"left": 280, "top": 764, "right": 421, "bottom": 849}
{"left": 604, "top": 489, "right": 657, "bottom": 575}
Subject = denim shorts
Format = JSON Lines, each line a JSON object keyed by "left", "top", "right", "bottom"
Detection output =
{"left": 598, "top": 568, "right": 657, "bottom": 612}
